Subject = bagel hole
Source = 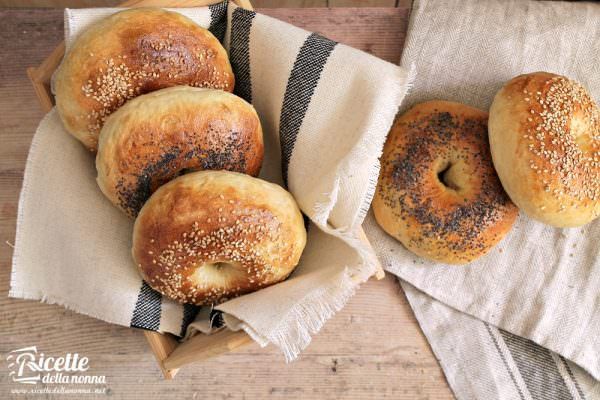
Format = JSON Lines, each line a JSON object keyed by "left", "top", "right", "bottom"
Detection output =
{"left": 190, "top": 261, "right": 245, "bottom": 288}
{"left": 213, "top": 262, "right": 231, "bottom": 270}
{"left": 437, "top": 162, "right": 460, "bottom": 191}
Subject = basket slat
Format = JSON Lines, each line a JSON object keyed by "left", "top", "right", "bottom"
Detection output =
{"left": 144, "top": 331, "right": 180, "bottom": 379}
{"left": 164, "top": 330, "right": 253, "bottom": 370}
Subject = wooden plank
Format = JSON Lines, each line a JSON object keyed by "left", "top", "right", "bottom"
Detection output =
{"left": 0, "top": 0, "right": 328, "bottom": 6}
{"left": 329, "top": 0, "right": 396, "bottom": 7}
{"left": 143, "top": 331, "right": 180, "bottom": 379}
{"left": 0, "top": 0, "right": 411, "bottom": 8}
{"left": 0, "top": 0, "right": 117, "bottom": 6}
{"left": 254, "top": 0, "right": 327, "bottom": 7}
{"left": 0, "top": 6, "right": 454, "bottom": 399}
{"left": 123, "top": 0, "right": 251, "bottom": 6}
{"left": 262, "top": 7, "right": 408, "bottom": 64}
{"left": 164, "top": 329, "right": 254, "bottom": 370}
{"left": 330, "top": 0, "right": 413, "bottom": 7}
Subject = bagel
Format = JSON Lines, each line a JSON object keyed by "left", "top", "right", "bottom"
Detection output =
{"left": 489, "top": 72, "right": 600, "bottom": 227}
{"left": 54, "top": 8, "right": 234, "bottom": 151}
{"left": 373, "top": 101, "right": 518, "bottom": 265}
{"left": 96, "top": 86, "right": 263, "bottom": 218}
{"left": 132, "top": 170, "right": 307, "bottom": 306}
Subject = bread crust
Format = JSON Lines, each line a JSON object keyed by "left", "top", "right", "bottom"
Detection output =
{"left": 489, "top": 72, "right": 600, "bottom": 227}
{"left": 132, "top": 170, "right": 307, "bottom": 306}
{"left": 96, "top": 86, "right": 264, "bottom": 218}
{"left": 373, "top": 100, "right": 518, "bottom": 265}
{"left": 55, "top": 8, "right": 234, "bottom": 151}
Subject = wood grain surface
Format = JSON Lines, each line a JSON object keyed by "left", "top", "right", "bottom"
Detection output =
{"left": 0, "top": 0, "right": 408, "bottom": 7}
{"left": 0, "top": 6, "right": 455, "bottom": 400}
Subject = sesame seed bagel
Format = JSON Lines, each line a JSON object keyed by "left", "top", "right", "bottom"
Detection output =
{"left": 489, "top": 72, "right": 600, "bottom": 227}
{"left": 96, "top": 86, "right": 263, "bottom": 218}
{"left": 132, "top": 170, "right": 307, "bottom": 306}
{"left": 55, "top": 8, "right": 234, "bottom": 151}
{"left": 373, "top": 101, "right": 518, "bottom": 265}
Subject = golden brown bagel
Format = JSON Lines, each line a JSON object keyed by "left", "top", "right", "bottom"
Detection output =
{"left": 489, "top": 72, "right": 600, "bottom": 227}
{"left": 96, "top": 86, "right": 264, "bottom": 218}
{"left": 132, "top": 170, "right": 307, "bottom": 306}
{"left": 55, "top": 8, "right": 234, "bottom": 151}
{"left": 373, "top": 101, "right": 518, "bottom": 265}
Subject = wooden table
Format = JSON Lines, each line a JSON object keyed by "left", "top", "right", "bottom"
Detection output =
{"left": 0, "top": 7, "right": 454, "bottom": 399}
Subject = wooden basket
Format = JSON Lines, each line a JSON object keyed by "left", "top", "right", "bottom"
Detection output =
{"left": 27, "top": 0, "right": 383, "bottom": 380}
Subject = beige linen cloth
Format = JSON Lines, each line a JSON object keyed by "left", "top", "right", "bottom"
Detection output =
{"left": 364, "top": 0, "right": 600, "bottom": 398}
{"left": 10, "top": 2, "right": 412, "bottom": 361}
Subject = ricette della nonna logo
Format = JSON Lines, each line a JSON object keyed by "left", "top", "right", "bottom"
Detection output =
{"left": 7, "top": 346, "right": 106, "bottom": 385}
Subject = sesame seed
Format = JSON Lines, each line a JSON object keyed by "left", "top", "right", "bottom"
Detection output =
{"left": 524, "top": 76, "right": 599, "bottom": 206}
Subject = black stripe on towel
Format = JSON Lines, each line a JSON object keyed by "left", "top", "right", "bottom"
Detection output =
{"left": 180, "top": 304, "right": 202, "bottom": 337}
{"left": 210, "top": 309, "right": 224, "bottom": 329}
{"left": 499, "top": 329, "right": 574, "bottom": 400}
{"left": 279, "top": 33, "right": 337, "bottom": 185}
{"left": 229, "top": 7, "right": 256, "bottom": 103}
{"left": 130, "top": 281, "right": 162, "bottom": 331}
{"left": 559, "top": 355, "right": 586, "bottom": 400}
{"left": 484, "top": 323, "right": 526, "bottom": 400}
{"left": 208, "top": 0, "right": 228, "bottom": 43}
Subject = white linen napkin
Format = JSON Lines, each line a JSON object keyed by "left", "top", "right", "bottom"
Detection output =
{"left": 365, "top": 0, "right": 600, "bottom": 397}
{"left": 10, "top": 1, "right": 412, "bottom": 361}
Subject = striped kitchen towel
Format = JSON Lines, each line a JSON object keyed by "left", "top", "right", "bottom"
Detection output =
{"left": 10, "top": 1, "right": 411, "bottom": 361}
{"left": 364, "top": 0, "right": 600, "bottom": 398}
{"left": 403, "top": 282, "right": 598, "bottom": 400}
